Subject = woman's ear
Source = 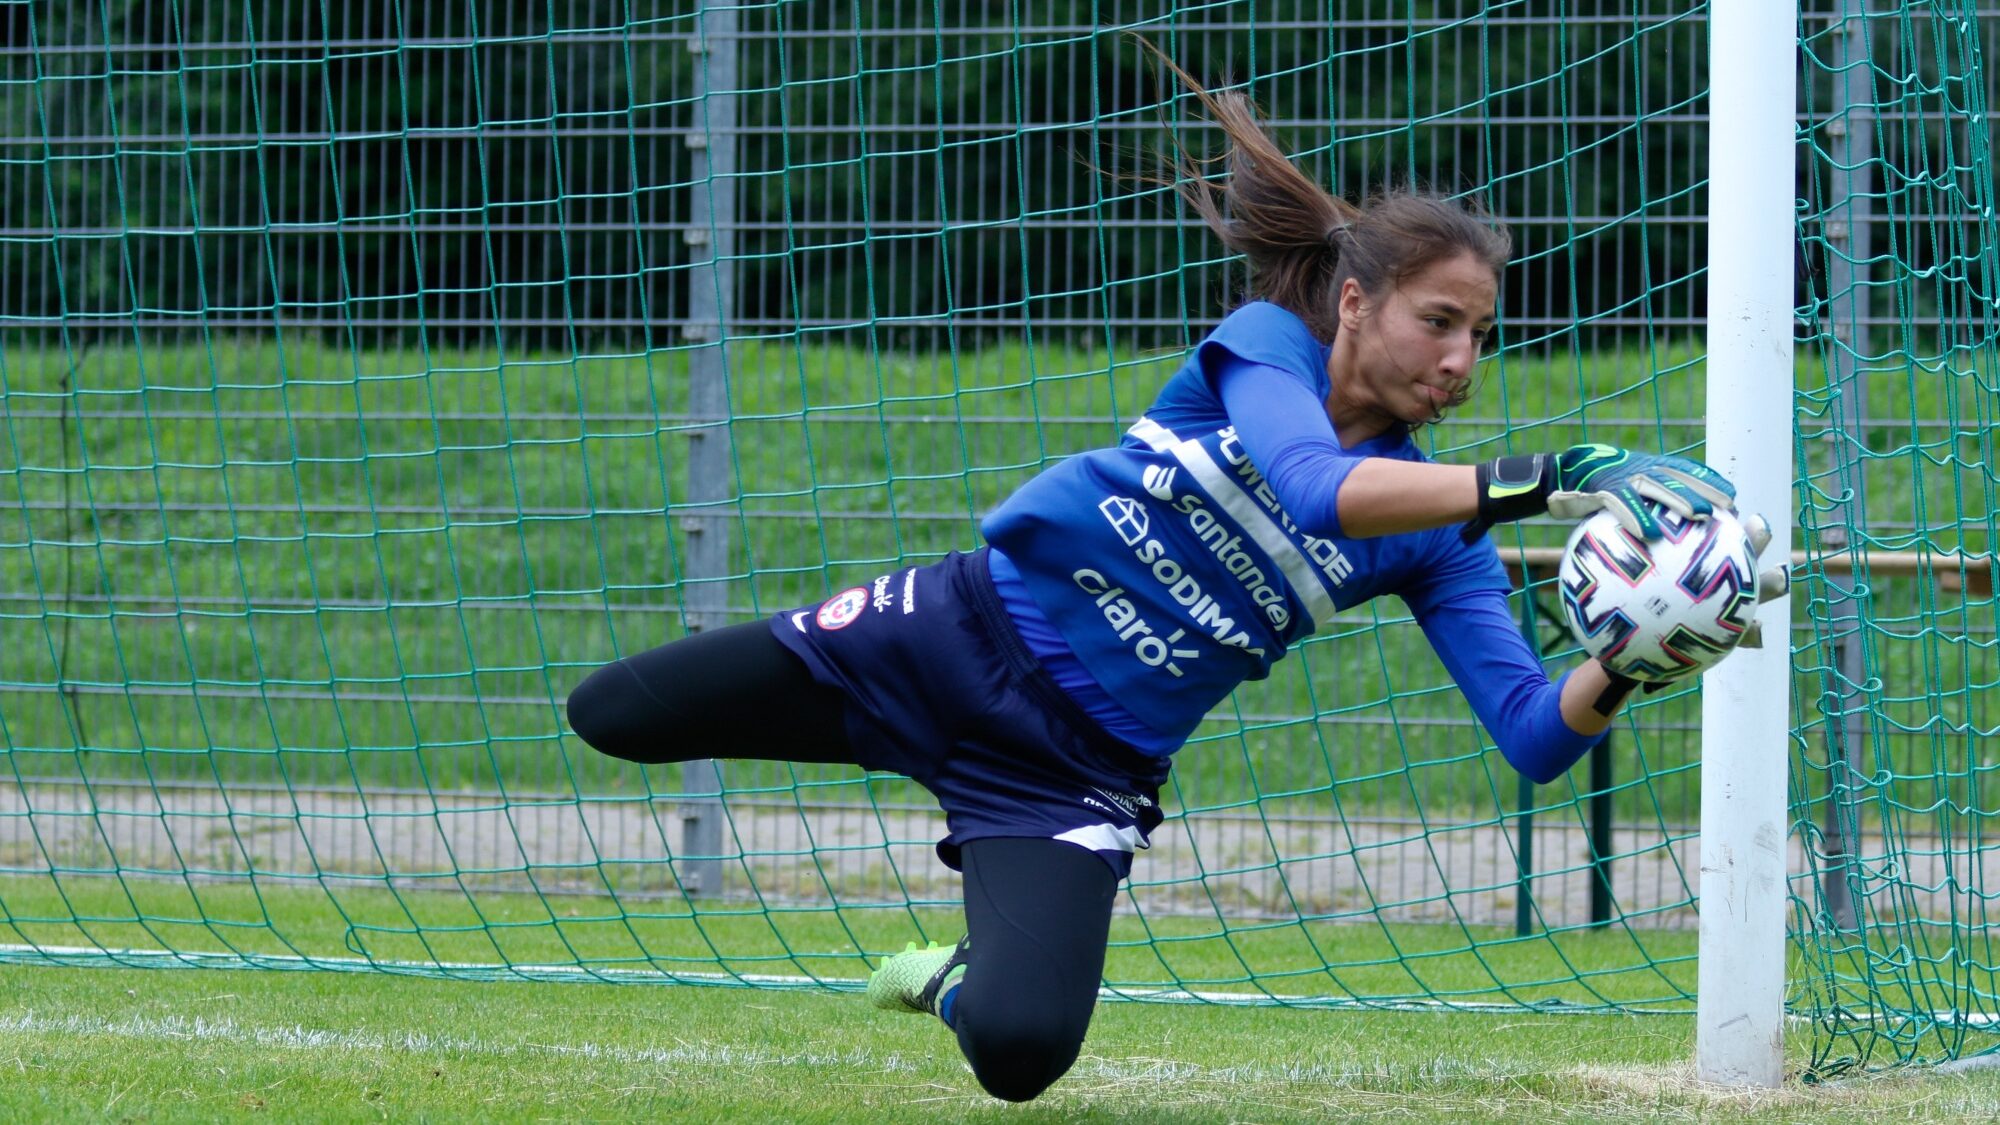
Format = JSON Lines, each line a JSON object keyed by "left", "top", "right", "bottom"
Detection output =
{"left": 1338, "top": 276, "right": 1370, "bottom": 333}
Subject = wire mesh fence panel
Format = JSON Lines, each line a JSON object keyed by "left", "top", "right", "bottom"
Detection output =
{"left": 1, "top": 0, "right": 1997, "bottom": 1073}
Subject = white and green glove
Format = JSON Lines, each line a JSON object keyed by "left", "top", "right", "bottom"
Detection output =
{"left": 1733, "top": 511, "right": 1792, "bottom": 650}
{"left": 1462, "top": 442, "right": 1738, "bottom": 543}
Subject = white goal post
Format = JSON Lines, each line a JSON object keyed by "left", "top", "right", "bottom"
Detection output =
{"left": 1698, "top": 0, "right": 1799, "bottom": 1088}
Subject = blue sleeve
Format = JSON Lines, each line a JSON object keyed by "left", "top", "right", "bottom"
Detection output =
{"left": 1213, "top": 354, "right": 1355, "bottom": 538}
{"left": 1399, "top": 527, "right": 1513, "bottom": 615}
{"left": 1200, "top": 301, "right": 1332, "bottom": 386}
{"left": 1413, "top": 586, "right": 1605, "bottom": 785}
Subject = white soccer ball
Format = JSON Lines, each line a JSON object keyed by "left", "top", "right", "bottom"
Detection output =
{"left": 1556, "top": 507, "right": 1762, "bottom": 683}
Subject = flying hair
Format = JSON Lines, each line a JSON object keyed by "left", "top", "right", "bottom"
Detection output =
{"left": 1133, "top": 35, "right": 1513, "bottom": 357}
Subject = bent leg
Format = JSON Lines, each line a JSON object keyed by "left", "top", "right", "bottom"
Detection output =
{"left": 953, "top": 837, "right": 1118, "bottom": 1103}
{"left": 565, "top": 620, "right": 855, "bottom": 766}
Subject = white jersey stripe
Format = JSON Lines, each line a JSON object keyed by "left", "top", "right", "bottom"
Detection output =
{"left": 1126, "top": 415, "right": 1179, "bottom": 452}
{"left": 1167, "top": 437, "right": 1341, "bottom": 622}
{"left": 1053, "top": 822, "right": 1150, "bottom": 854}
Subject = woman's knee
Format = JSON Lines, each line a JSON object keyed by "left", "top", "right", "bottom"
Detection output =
{"left": 565, "top": 660, "right": 666, "bottom": 762}
{"left": 956, "top": 1006, "right": 1088, "bottom": 1102}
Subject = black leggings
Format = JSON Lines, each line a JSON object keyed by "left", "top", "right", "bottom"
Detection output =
{"left": 566, "top": 622, "right": 1116, "bottom": 1102}
{"left": 564, "top": 620, "right": 858, "bottom": 766}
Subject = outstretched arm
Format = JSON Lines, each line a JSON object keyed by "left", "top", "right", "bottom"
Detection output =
{"left": 1413, "top": 586, "right": 1629, "bottom": 784}
{"left": 1216, "top": 359, "right": 1477, "bottom": 537}
{"left": 1554, "top": 658, "right": 1627, "bottom": 738}
{"left": 1213, "top": 355, "right": 1644, "bottom": 780}
{"left": 1340, "top": 446, "right": 1740, "bottom": 542}
{"left": 1215, "top": 360, "right": 1734, "bottom": 543}
{"left": 1335, "top": 459, "right": 1478, "bottom": 538}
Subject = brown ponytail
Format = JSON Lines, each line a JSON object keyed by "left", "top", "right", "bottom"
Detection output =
{"left": 1136, "top": 37, "right": 1512, "bottom": 347}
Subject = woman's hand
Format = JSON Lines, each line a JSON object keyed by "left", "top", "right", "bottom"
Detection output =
{"left": 1464, "top": 443, "right": 1737, "bottom": 541}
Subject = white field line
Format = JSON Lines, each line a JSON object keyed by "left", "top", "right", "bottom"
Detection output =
{"left": 0, "top": 940, "right": 851, "bottom": 988}
{"left": 0, "top": 941, "right": 1671, "bottom": 1013}
{"left": 0, "top": 1008, "right": 927, "bottom": 1073}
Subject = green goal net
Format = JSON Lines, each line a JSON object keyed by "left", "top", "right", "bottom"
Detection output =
{"left": 1, "top": 0, "right": 1995, "bottom": 1077}
{"left": 1792, "top": 1, "right": 2000, "bottom": 1075}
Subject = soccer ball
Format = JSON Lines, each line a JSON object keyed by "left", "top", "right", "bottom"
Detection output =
{"left": 1556, "top": 507, "right": 1762, "bottom": 683}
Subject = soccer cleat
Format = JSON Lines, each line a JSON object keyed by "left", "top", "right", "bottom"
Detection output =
{"left": 867, "top": 935, "right": 969, "bottom": 1017}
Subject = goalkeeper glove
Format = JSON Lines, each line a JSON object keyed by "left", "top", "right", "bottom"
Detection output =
{"left": 1462, "top": 442, "right": 1737, "bottom": 542}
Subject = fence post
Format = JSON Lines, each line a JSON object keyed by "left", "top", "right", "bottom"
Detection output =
{"left": 1513, "top": 560, "right": 1618, "bottom": 934}
{"left": 677, "top": 0, "right": 739, "bottom": 899}
{"left": 1816, "top": 0, "right": 1877, "bottom": 936}
{"left": 1514, "top": 572, "right": 1538, "bottom": 938}
{"left": 1589, "top": 737, "right": 1613, "bottom": 928}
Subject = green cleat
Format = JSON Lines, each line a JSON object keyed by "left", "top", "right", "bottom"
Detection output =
{"left": 867, "top": 935, "right": 969, "bottom": 1017}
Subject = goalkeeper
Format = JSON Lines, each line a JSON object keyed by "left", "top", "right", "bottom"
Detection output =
{"left": 566, "top": 58, "right": 1743, "bottom": 1103}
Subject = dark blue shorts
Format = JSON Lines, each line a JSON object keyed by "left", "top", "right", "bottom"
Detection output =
{"left": 768, "top": 548, "right": 1170, "bottom": 880}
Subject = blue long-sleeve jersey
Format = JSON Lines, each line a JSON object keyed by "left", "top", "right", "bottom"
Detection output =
{"left": 980, "top": 301, "right": 1602, "bottom": 782}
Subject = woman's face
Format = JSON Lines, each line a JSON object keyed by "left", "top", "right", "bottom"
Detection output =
{"left": 1326, "top": 251, "right": 1498, "bottom": 440}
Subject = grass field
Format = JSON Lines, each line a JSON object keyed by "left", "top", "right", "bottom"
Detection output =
{"left": 6, "top": 960, "right": 2000, "bottom": 1123}
{"left": 7, "top": 870, "right": 2000, "bottom": 1108}
{"left": 0, "top": 874, "right": 1706, "bottom": 1010}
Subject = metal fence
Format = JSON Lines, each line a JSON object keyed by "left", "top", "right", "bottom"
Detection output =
{"left": 3, "top": 3, "right": 1996, "bottom": 932}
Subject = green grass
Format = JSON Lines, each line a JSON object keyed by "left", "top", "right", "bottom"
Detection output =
{"left": 9, "top": 871, "right": 2000, "bottom": 1079}
{"left": 5, "top": 960, "right": 2000, "bottom": 1123}
{"left": 0, "top": 874, "right": 1702, "bottom": 1012}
